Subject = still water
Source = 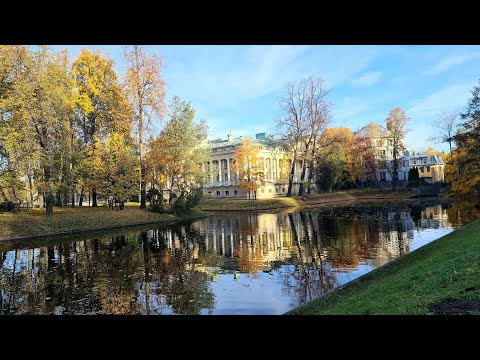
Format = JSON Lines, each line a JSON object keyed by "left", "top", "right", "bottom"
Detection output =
{"left": 0, "top": 201, "right": 475, "bottom": 315}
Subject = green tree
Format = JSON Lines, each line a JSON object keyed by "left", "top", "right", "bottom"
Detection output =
{"left": 101, "top": 132, "right": 139, "bottom": 208}
{"left": 147, "top": 96, "right": 207, "bottom": 205}
{"left": 408, "top": 167, "right": 419, "bottom": 186}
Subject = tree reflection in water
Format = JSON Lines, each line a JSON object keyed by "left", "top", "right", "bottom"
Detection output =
{"left": 0, "top": 200, "right": 474, "bottom": 314}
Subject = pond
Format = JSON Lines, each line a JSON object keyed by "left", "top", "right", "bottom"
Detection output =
{"left": 0, "top": 200, "right": 476, "bottom": 315}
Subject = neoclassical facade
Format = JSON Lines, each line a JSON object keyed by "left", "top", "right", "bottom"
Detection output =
{"left": 203, "top": 133, "right": 304, "bottom": 198}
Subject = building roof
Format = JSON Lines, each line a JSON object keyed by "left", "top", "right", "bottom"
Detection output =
{"left": 355, "top": 123, "right": 391, "bottom": 138}
{"left": 410, "top": 154, "right": 445, "bottom": 165}
{"left": 207, "top": 132, "right": 283, "bottom": 150}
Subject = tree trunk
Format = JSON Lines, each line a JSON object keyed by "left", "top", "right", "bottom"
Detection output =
{"left": 298, "top": 161, "right": 307, "bottom": 196}
{"left": 392, "top": 159, "right": 398, "bottom": 191}
{"left": 307, "top": 160, "right": 315, "bottom": 194}
{"left": 28, "top": 174, "right": 34, "bottom": 209}
{"left": 78, "top": 187, "right": 84, "bottom": 206}
{"left": 136, "top": 47, "right": 147, "bottom": 210}
{"left": 287, "top": 159, "right": 296, "bottom": 197}
{"left": 92, "top": 187, "right": 98, "bottom": 207}
{"left": 44, "top": 166, "right": 54, "bottom": 216}
{"left": 71, "top": 186, "right": 75, "bottom": 207}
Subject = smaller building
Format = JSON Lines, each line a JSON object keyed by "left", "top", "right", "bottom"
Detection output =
{"left": 408, "top": 153, "right": 445, "bottom": 183}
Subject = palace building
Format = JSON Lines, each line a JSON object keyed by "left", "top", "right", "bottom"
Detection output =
{"left": 203, "top": 132, "right": 305, "bottom": 199}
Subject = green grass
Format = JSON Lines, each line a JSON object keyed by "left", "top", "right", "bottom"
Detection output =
{"left": 198, "top": 188, "right": 415, "bottom": 211}
{"left": 288, "top": 219, "right": 480, "bottom": 315}
{"left": 0, "top": 203, "right": 209, "bottom": 240}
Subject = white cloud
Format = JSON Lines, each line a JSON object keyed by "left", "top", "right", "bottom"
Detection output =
{"left": 425, "top": 52, "right": 480, "bottom": 75}
{"left": 407, "top": 82, "right": 474, "bottom": 117}
{"left": 351, "top": 71, "right": 382, "bottom": 86}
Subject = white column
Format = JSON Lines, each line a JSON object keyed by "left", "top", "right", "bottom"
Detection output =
{"left": 218, "top": 160, "right": 222, "bottom": 183}
{"left": 263, "top": 157, "right": 267, "bottom": 180}
{"left": 227, "top": 158, "right": 231, "bottom": 182}
{"left": 209, "top": 162, "right": 213, "bottom": 185}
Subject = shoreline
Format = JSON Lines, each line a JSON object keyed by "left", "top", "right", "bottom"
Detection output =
{"left": 0, "top": 190, "right": 441, "bottom": 242}
{"left": 285, "top": 219, "right": 480, "bottom": 315}
{"left": 0, "top": 213, "right": 211, "bottom": 243}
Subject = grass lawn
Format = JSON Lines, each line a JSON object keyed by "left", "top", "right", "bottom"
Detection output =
{"left": 287, "top": 219, "right": 480, "bottom": 315}
{"left": 199, "top": 188, "right": 415, "bottom": 211}
{"left": 0, "top": 202, "right": 208, "bottom": 240}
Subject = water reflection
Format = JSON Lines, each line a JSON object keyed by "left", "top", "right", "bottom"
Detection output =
{"left": 0, "top": 202, "right": 475, "bottom": 315}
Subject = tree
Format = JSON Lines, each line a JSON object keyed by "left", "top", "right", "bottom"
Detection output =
{"left": 100, "top": 132, "right": 138, "bottom": 208}
{"left": 408, "top": 167, "right": 419, "bottom": 186}
{"left": 147, "top": 96, "right": 207, "bottom": 205}
{"left": 277, "top": 79, "right": 309, "bottom": 196}
{"left": 0, "top": 46, "right": 75, "bottom": 216}
{"left": 123, "top": 45, "right": 166, "bottom": 209}
{"left": 71, "top": 48, "right": 131, "bottom": 207}
{"left": 446, "top": 79, "right": 480, "bottom": 198}
{"left": 385, "top": 108, "right": 409, "bottom": 191}
{"left": 233, "top": 138, "right": 265, "bottom": 200}
{"left": 424, "top": 146, "right": 446, "bottom": 157}
{"left": 299, "top": 77, "right": 332, "bottom": 195}
{"left": 315, "top": 127, "right": 359, "bottom": 191}
{"left": 428, "top": 109, "right": 460, "bottom": 153}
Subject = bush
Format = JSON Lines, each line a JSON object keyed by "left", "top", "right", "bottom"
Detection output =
{"left": 172, "top": 188, "right": 203, "bottom": 215}
{"left": 148, "top": 188, "right": 168, "bottom": 213}
{"left": 0, "top": 201, "right": 15, "bottom": 212}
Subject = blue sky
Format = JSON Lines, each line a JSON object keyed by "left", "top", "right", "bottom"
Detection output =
{"left": 56, "top": 45, "right": 480, "bottom": 153}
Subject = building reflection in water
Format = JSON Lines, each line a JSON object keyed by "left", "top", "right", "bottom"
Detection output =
{"left": 0, "top": 204, "right": 458, "bottom": 315}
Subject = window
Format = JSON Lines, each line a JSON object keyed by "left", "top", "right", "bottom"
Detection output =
{"left": 404, "top": 172, "right": 407, "bottom": 180}
{"left": 216, "top": 191, "right": 220, "bottom": 196}
{"left": 426, "top": 166, "right": 430, "bottom": 172}
{"left": 423, "top": 158, "right": 427, "bottom": 164}
{"left": 404, "top": 160, "right": 408, "bottom": 167}
{"left": 224, "top": 174, "right": 228, "bottom": 181}
{"left": 282, "top": 188, "right": 285, "bottom": 193}
{"left": 413, "top": 161, "right": 416, "bottom": 165}
{"left": 420, "top": 167, "right": 424, "bottom": 173}
{"left": 208, "top": 191, "right": 212, "bottom": 194}
{"left": 269, "top": 189, "right": 272, "bottom": 193}
{"left": 234, "top": 190, "right": 237, "bottom": 195}
{"left": 225, "top": 190, "right": 229, "bottom": 195}
{"left": 380, "top": 172, "right": 386, "bottom": 181}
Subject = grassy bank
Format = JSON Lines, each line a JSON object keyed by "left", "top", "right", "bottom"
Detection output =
{"left": 199, "top": 188, "right": 415, "bottom": 211}
{"left": 0, "top": 204, "right": 209, "bottom": 240}
{"left": 288, "top": 219, "right": 480, "bottom": 315}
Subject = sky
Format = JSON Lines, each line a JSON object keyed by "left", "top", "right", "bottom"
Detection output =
{"left": 55, "top": 45, "right": 480, "bottom": 153}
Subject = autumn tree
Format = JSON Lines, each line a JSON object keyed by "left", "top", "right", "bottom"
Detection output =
{"left": 428, "top": 109, "right": 460, "bottom": 153}
{"left": 0, "top": 46, "right": 75, "bottom": 215}
{"left": 147, "top": 96, "right": 207, "bottom": 206}
{"left": 446, "top": 79, "right": 480, "bottom": 198}
{"left": 315, "top": 127, "right": 359, "bottom": 191}
{"left": 233, "top": 138, "right": 265, "bottom": 200}
{"left": 71, "top": 48, "right": 132, "bottom": 206}
{"left": 123, "top": 45, "right": 166, "bottom": 209}
{"left": 424, "top": 147, "right": 446, "bottom": 158}
{"left": 100, "top": 132, "right": 138, "bottom": 208}
{"left": 385, "top": 108, "right": 409, "bottom": 191}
